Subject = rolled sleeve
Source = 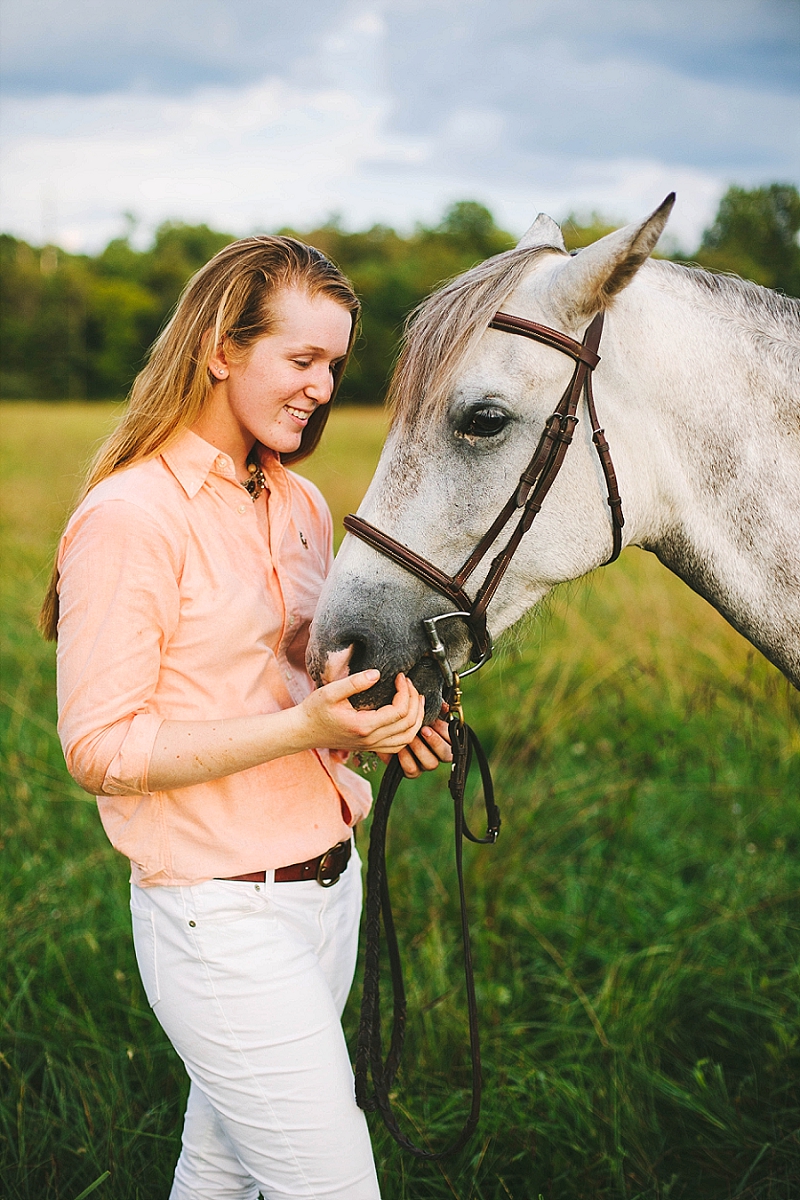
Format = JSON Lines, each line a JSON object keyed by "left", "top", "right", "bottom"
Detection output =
{"left": 101, "top": 712, "right": 165, "bottom": 795}
{"left": 57, "top": 498, "right": 182, "bottom": 795}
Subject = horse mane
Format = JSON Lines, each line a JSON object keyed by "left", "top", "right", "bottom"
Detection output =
{"left": 653, "top": 259, "right": 800, "bottom": 369}
{"left": 388, "top": 244, "right": 561, "bottom": 430}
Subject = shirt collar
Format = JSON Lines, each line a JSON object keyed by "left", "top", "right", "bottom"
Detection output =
{"left": 162, "top": 429, "right": 233, "bottom": 498}
{"left": 162, "top": 430, "right": 282, "bottom": 499}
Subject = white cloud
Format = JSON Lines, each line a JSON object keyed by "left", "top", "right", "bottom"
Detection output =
{"left": 0, "top": 77, "right": 430, "bottom": 249}
{"left": 0, "top": 1, "right": 796, "bottom": 252}
{"left": 0, "top": 74, "right": 766, "bottom": 252}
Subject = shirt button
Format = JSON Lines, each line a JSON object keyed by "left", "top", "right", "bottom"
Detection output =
{"left": 288, "top": 615, "right": 295, "bottom": 626}
{"left": 237, "top": 504, "right": 247, "bottom": 514}
{"left": 216, "top": 456, "right": 228, "bottom": 469}
{"left": 188, "top": 920, "right": 196, "bottom": 928}
{"left": 285, "top": 670, "right": 292, "bottom": 680}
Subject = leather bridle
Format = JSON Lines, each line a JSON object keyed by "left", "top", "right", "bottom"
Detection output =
{"left": 349, "top": 308, "right": 625, "bottom": 1159}
{"left": 344, "top": 308, "right": 624, "bottom": 670}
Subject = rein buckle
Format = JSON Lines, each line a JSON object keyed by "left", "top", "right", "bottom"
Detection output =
{"left": 449, "top": 674, "right": 465, "bottom": 728}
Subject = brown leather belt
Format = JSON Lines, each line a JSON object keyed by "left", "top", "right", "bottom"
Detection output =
{"left": 217, "top": 839, "right": 352, "bottom": 888}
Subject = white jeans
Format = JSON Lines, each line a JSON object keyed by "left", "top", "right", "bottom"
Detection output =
{"left": 130, "top": 845, "right": 380, "bottom": 1200}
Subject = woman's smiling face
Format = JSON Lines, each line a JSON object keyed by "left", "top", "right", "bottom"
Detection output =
{"left": 197, "top": 287, "right": 353, "bottom": 468}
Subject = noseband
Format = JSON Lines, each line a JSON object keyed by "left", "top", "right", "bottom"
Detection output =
{"left": 344, "top": 308, "right": 623, "bottom": 671}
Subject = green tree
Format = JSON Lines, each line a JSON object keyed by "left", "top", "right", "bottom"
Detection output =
{"left": 0, "top": 223, "right": 237, "bottom": 400}
{"left": 84, "top": 277, "right": 159, "bottom": 397}
{"left": 141, "top": 222, "right": 236, "bottom": 318}
{"left": 4, "top": 188, "right": 796, "bottom": 403}
{"left": 561, "top": 213, "right": 619, "bottom": 252}
{"left": 0, "top": 236, "right": 93, "bottom": 399}
{"left": 695, "top": 183, "right": 800, "bottom": 295}
{"left": 436, "top": 200, "right": 514, "bottom": 259}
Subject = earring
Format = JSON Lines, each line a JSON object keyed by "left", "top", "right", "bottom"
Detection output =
{"left": 213, "top": 368, "right": 228, "bottom": 379}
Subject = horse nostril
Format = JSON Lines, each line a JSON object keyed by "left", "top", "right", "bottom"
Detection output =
{"left": 347, "top": 639, "right": 373, "bottom": 675}
{"left": 320, "top": 645, "right": 354, "bottom": 685}
{"left": 318, "top": 636, "right": 376, "bottom": 682}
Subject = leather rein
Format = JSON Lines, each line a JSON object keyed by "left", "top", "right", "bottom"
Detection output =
{"left": 347, "top": 308, "right": 624, "bottom": 1158}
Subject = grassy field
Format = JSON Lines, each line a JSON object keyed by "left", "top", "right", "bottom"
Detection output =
{"left": 1, "top": 401, "right": 798, "bottom": 1200}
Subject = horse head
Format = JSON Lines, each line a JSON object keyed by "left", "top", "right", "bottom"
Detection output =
{"left": 308, "top": 197, "right": 677, "bottom": 717}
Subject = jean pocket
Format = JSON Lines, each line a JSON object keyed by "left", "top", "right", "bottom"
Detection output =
{"left": 130, "top": 905, "right": 160, "bottom": 1007}
{"left": 190, "top": 879, "right": 272, "bottom": 924}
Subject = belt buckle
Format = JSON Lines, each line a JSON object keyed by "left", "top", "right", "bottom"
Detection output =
{"left": 316, "top": 840, "right": 347, "bottom": 888}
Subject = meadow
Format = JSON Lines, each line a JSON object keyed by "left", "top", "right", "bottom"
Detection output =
{"left": 1, "top": 401, "right": 798, "bottom": 1200}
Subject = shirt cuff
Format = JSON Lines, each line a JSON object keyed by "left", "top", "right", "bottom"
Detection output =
{"left": 101, "top": 714, "right": 165, "bottom": 796}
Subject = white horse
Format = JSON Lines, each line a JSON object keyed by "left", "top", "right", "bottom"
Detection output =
{"left": 308, "top": 196, "right": 800, "bottom": 713}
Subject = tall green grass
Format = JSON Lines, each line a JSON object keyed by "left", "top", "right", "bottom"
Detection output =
{"left": 2, "top": 402, "right": 798, "bottom": 1199}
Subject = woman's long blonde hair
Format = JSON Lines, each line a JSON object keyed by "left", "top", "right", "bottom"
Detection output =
{"left": 40, "top": 235, "right": 360, "bottom": 640}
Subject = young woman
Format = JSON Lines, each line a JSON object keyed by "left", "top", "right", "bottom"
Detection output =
{"left": 41, "top": 236, "right": 450, "bottom": 1199}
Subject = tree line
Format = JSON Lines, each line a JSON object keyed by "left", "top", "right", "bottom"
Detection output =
{"left": 1, "top": 185, "right": 798, "bottom": 404}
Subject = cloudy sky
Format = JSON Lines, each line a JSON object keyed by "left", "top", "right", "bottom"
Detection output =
{"left": 1, "top": 0, "right": 798, "bottom": 252}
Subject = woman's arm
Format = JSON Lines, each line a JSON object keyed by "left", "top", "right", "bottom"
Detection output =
{"left": 146, "top": 670, "right": 424, "bottom": 792}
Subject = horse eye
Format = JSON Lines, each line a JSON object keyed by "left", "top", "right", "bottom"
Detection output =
{"left": 463, "top": 407, "right": 508, "bottom": 437}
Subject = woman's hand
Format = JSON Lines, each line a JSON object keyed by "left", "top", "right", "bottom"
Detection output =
{"left": 394, "top": 718, "right": 453, "bottom": 778}
{"left": 375, "top": 717, "right": 452, "bottom": 778}
{"left": 300, "top": 671, "right": 451, "bottom": 778}
{"left": 296, "top": 670, "right": 426, "bottom": 756}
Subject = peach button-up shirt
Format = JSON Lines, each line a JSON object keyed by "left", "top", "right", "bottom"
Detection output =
{"left": 56, "top": 429, "right": 372, "bottom": 887}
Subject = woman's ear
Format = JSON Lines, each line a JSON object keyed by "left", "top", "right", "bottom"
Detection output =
{"left": 207, "top": 342, "right": 229, "bottom": 381}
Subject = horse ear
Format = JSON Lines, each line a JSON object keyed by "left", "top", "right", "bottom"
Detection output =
{"left": 516, "top": 213, "right": 566, "bottom": 252}
{"left": 549, "top": 194, "right": 676, "bottom": 322}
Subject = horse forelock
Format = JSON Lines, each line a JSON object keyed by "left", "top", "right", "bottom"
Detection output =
{"left": 388, "top": 244, "right": 562, "bottom": 432}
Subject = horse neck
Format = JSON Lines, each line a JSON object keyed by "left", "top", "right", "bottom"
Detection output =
{"left": 608, "top": 265, "right": 800, "bottom": 684}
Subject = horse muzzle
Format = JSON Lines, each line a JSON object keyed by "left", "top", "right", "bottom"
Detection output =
{"left": 308, "top": 586, "right": 474, "bottom": 721}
